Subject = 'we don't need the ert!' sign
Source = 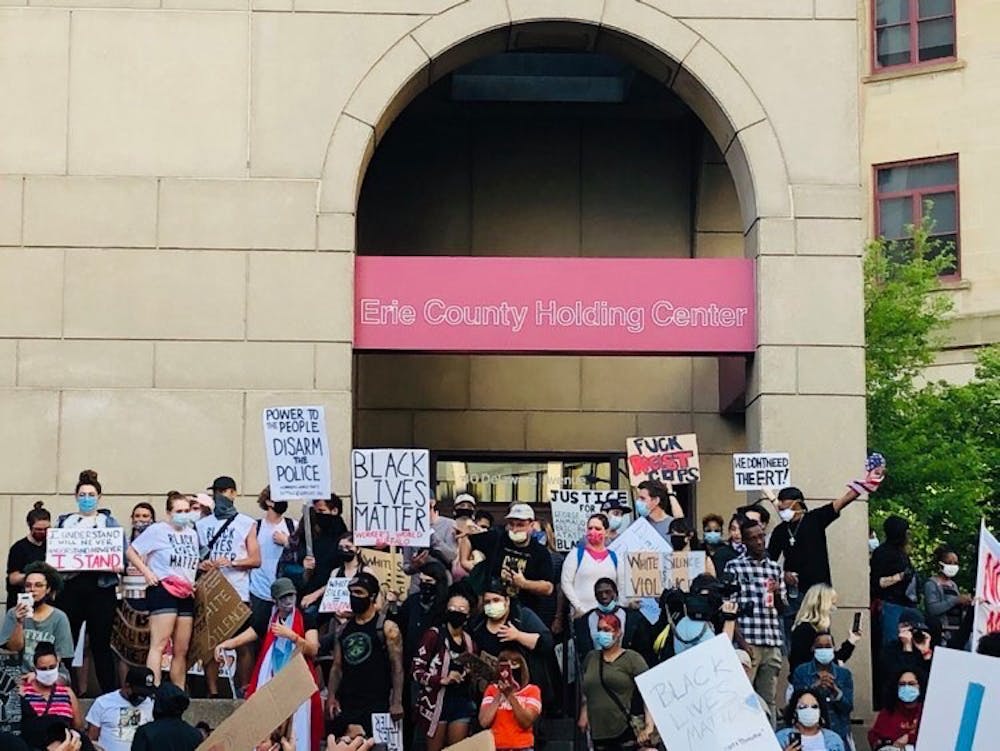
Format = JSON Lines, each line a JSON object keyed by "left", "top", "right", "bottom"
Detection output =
{"left": 263, "top": 406, "right": 331, "bottom": 501}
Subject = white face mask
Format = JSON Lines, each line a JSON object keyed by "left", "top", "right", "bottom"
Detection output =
{"left": 796, "top": 706, "right": 821, "bottom": 728}
{"left": 778, "top": 508, "right": 795, "bottom": 523}
{"left": 36, "top": 668, "right": 59, "bottom": 686}
{"left": 484, "top": 601, "right": 506, "bottom": 620}
{"left": 941, "top": 563, "right": 959, "bottom": 578}
{"left": 508, "top": 530, "right": 528, "bottom": 544}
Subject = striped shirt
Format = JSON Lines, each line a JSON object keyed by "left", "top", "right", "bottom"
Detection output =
{"left": 24, "top": 685, "right": 75, "bottom": 721}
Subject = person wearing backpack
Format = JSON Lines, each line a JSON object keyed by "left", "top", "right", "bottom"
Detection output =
{"left": 249, "top": 486, "right": 298, "bottom": 652}
{"left": 560, "top": 514, "right": 620, "bottom": 620}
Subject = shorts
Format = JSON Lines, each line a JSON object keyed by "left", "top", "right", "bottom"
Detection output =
{"left": 439, "top": 690, "right": 476, "bottom": 724}
{"left": 145, "top": 584, "right": 195, "bottom": 617}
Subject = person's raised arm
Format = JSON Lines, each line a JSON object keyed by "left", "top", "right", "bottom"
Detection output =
{"left": 666, "top": 486, "right": 683, "bottom": 520}
{"left": 385, "top": 621, "right": 404, "bottom": 720}
{"left": 831, "top": 487, "right": 860, "bottom": 515}
{"left": 506, "top": 688, "right": 540, "bottom": 729}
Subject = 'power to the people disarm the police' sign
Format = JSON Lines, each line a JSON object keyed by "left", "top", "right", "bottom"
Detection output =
{"left": 263, "top": 406, "right": 331, "bottom": 501}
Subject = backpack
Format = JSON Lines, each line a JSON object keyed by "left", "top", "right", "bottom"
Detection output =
{"left": 576, "top": 545, "right": 618, "bottom": 569}
{"left": 256, "top": 518, "right": 303, "bottom": 587}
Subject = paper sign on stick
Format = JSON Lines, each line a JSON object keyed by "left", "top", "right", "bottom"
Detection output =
{"left": 444, "top": 730, "right": 496, "bottom": 751}
{"left": 626, "top": 552, "right": 662, "bottom": 599}
{"left": 626, "top": 433, "right": 700, "bottom": 486}
{"left": 263, "top": 406, "right": 331, "bottom": 501}
{"left": 664, "top": 551, "right": 706, "bottom": 592}
{"left": 319, "top": 577, "right": 351, "bottom": 613}
{"left": 916, "top": 647, "right": 998, "bottom": 751}
{"left": 46, "top": 528, "right": 125, "bottom": 572}
{"left": 550, "top": 489, "right": 628, "bottom": 553}
{"left": 371, "top": 713, "right": 404, "bottom": 751}
{"left": 973, "top": 521, "right": 1000, "bottom": 649}
{"left": 188, "top": 569, "right": 252, "bottom": 667}
{"left": 352, "top": 449, "right": 431, "bottom": 547}
{"left": 198, "top": 652, "right": 316, "bottom": 751}
{"left": 636, "top": 635, "right": 779, "bottom": 751}
{"left": 732, "top": 453, "right": 791, "bottom": 491}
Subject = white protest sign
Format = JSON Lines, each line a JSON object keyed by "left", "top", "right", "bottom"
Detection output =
{"left": 636, "top": 634, "right": 780, "bottom": 751}
{"left": 371, "top": 713, "right": 403, "bottom": 751}
{"left": 550, "top": 489, "right": 628, "bottom": 553}
{"left": 916, "top": 647, "right": 998, "bottom": 751}
{"left": 352, "top": 449, "right": 431, "bottom": 547}
{"left": 46, "top": 527, "right": 125, "bottom": 572}
{"left": 609, "top": 518, "right": 672, "bottom": 624}
{"left": 319, "top": 577, "right": 350, "bottom": 614}
{"left": 972, "top": 521, "right": 1000, "bottom": 649}
{"left": 626, "top": 433, "right": 700, "bottom": 486}
{"left": 732, "top": 453, "right": 791, "bottom": 491}
{"left": 263, "top": 406, "right": 331, "bottom": 501}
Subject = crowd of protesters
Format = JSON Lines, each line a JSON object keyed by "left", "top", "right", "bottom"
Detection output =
{"left": 1, "top": 463, "right": 997, "bottom": 751}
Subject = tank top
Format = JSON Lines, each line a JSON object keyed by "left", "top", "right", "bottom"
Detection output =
{"left": 338, "top": 615, "right": 389, "bottom": 711}
{"left": 24, "top": 685, "right": 75, "bottom": 721}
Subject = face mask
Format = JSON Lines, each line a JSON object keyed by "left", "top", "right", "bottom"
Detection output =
{"left": 133, "top": 521, "right": 151, "bottom": 533}
{"left": 484, "top": 601, "right": 506, "bottom": 620}
{"left": 77, "top": 496, "right": 98, "bottom": 514}
{"left": 349, "top": 594, "right": 371, "bottom": 615}
{"left": 597, "top": 599, "right": 618, "bottom": 614}
{"left": 635, "top": 501, "right": 651, "bottom": 518}
{"left": 670, "top": 535, "right": 688, "bottom": 550}
{"left": 127, "top": 692, "right": 148, "bottom": 707}
{"left": 271, "top": 501, "right": 289, "bottom": 515}
{"left": 508, "top": 530, "right": 528, "bottom": 544}
{"left": 315, "top": 514, "right": 337, "bottom": 532}
{"left": 586, "top": 530, "right": 605, "bottom": 546}
{"left": 796, "top": 706, "right": 821, "bottom": 728}
{"left": 898, "top": 685, "right": 920, "bottom": 704}
{"left": 868, "top": 537, "right": 880, "bottom": 552}
{"left": 530, "top": 530, "right": 545, "bottom": 543}
{"left": 445, "top": 610, "right": 468, "bottom": 629}
{"left": 778, "top": 508, "right": 795, "bottom": 523}
{"left": 594, "top": 631, "right": 615, "bottom": 649}
{"left": 339, "top": 549, "right": 356, "bottom": 562}
{"left": 942, "top": 563, "right": 959, "bottom": 578}
{"left": 609, "top": 515, "right": 625, "bottom": 531}
{"left": 454, "top": 508, "right": 473, "bottom": 519}
{"left": 814, "top": 648, "right": 835, "bottom": 665}
{"left": 35, "top": 668, "right": 59, "bottom": 686}
{"left": 419, "top": 582, "right": 436, "bottom": 603}
{"left": 171, "top": 512, "right": 194, "bottom": 529}
{"left": 277, "top": 594, "right": 296, "bottom": 612}
{"left": 704, "top": 531, "right": 722, "bottom": 545}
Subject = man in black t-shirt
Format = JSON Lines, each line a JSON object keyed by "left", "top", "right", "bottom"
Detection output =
{"left": 460, "top": 504, "right": 554, "bottom": 614}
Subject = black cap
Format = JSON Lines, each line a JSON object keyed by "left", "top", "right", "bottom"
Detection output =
{"left": 153, "top": 682, "right": 189, "bottom": 719}
{"left": 126, "top": 666, "right": 156, "bottom": 696}
{"left": 349, "top": 571, "right": 380, "bottom": 597}
{"left": 208, "top": 476, "right": 237, "bottom": 492}
{"left": 600, "top": 497, "right": 632, "bottom": 513}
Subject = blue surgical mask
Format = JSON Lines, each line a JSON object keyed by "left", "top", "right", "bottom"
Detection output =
{"left": 531, "top": 530, "right": 547, "bottom": 545}
{"left": 597, "top": 599, "right": 618, "bottom": 614}
{"left": 635, "top": 501, "right": 651, "bottom": 518}
{"left": 77, "top": 496, "right": 98, "bottom": 513}
{"left": 171, "top": 512, "right": 195, "bottom": 529}
{"left": 898, "top": 685, "right": 920, "bottom": 703}
{"left": 594, "top": 631, "right": 615, "bottom": 649}
{"left": 609, "top": 515, "right": 625, "bottom": 531}
{"left": 814, "top": 648, "right": 835, "bottom": 665}
{"left": 704, "top": 531, "right": 722, "bottom": 545}
{"left": 868, "top": 537, "right": 880, "bottom": 552}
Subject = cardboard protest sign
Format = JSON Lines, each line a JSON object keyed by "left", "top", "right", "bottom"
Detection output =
{"left": 198, "top": 651, "right": 316, "bottom": 751}
{"left": 550, "top": 489, "right": 628, "bottom": 553}
{"left": 0, "top": 653, "right": 22, "bottom": 735}
{"left": 46, "top": 527, "right": 125, "bottom": 572}
{"left": 626, "top": 552, "right": 662, "bottom": 599}
{"left": 188, "top": 569, "right": 252, "bottom": 667}
{"left": 319, "top": 577, "right": 351, "bottom": 613}
{"left": 626, "top": 433, "right": 700, "bottom": 486}
{"left": 263, "top": 406, "right": 331, "bottom": 501}
{"left": 664, "top": 551, "right": 707, "bottom": 592}
{"left": 444, "top": 731, "right": 495, "bottom": 751}
{"left": 732, "top": 453, "right": 791, "bottom": 491}
{"left": 636, "top": 634, "right": 779, "bottom": 751}
{"left": 973, "top": 521, "right": 1000, "bottom": 648}
{"left": 916, "top": 647, "right": 998, "bottom": 751}
{"left": 371, "top": 713, "right": 404, "bottom": 751}
{"left": 365, "top": 548, "right": 410, "bottom": 601}
{"left": 352, "top": 449, "right": 431, "bottom": 547}
{"left": 111, "top": 602, "right": 151, "bottom": 667}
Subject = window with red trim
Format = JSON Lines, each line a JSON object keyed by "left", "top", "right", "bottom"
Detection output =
{"left": 874, "top": 0, "right": 956, "bottom": 70}
{"left": 875, "top": 156, "right": 959, "bottom": 276}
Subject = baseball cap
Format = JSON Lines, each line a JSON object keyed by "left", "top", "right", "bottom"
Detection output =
{"left": 454, "top": 493, "right": 476, "bottom": 508}
{"left": 191, "top": 492, "right": 214, "bottom": 511}
{"left": 350, "top": 571, "right": 381, "bottom": 597}
{"left": 270, "top": 577, "right": 297, "bottom": 601}
{"left": 126, "top": 666, "right": 156, "bottom": 696}
{"left": 208, "top": 476, "right": 237, "bottom": 492}
{"left": 505, "top": 503, "right": 535, "bottom": 521}
{"left": 600, "top": 497, "right": 632, "bottom": 514}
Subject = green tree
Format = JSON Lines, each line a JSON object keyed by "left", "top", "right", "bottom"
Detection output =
{"left": 865, "top": 212, "right": 999, "bottom": 587}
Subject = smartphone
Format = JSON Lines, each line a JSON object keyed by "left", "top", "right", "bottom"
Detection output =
{"left": 788, "top": 731, "right": 801, "bottom": 746}
{"left": 852, "top": 611, "right": 862, "bottom": 633}
{"left": 16, "top": 593, "right": 33, "bottom": 621}
{"left": 498, "top": 663, "right": 512, "bottom": 685}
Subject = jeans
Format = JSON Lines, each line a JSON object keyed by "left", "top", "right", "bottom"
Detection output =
{"left": 748, "top": 643, "right": 783, "bottom": 726}
{"left": 880, "top": 602, "right": 922, "bottom": 646}
{"left": 781, "top": 591, "right": 804, "bottom": 654}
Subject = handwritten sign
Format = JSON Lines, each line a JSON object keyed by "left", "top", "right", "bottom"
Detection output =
{"left": 626, "top": 552, "right": 662, "bottom": 599}
{"left": 444, "top": 731, "right": 496, "bottom": 751}
{"left": 46, "top": 527, "right": 124, "bottom": 572}
{"left": 626, "top": 433, "right": 700, "bottom": 486}
{"left": 263, "top": 406, "right": 331, "bottom": 501}
{"left": 550, "top": 489, "right": 628, "bottom": 553}
{"left": 111, "top": 602, "right": 151, "bottom": 667}
{"left": 371, "top": 713, "right": 403, "bottom": 751}
{"left": 352, "top": 449, "right": 431, "bottom": 547}
{"left": 973, "top": 522, "right": 1000, "bottom": 648}
{"left": 0, "top": 653, "right": 22, "bottom": 735}
{"left": 188, "top": 568, "right": 252, "bottom": 667}
{"left": 732, "top": 453, "right": 791, "bottom": 491}
{"left": 610, "top": 519, "right": 672, "bottom": 624}
{"left": 664, "top": 551, "right": 707, "bottom": 592}
{"left": 366, "top": 549, "right": 409, "bottom": 601}
{"left": 917, "top": 647, "right": 998, "bottom": 751}
{"left": 319, "top": 577, "right": 351, "bottom": 613}
{"left": 636, "top": 634, "right": 780, "bottom": 751}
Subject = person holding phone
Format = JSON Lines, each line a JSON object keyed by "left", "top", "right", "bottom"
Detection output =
{"left": 788, "top": 584, "right": 861, "bottom": 674}
{"left": 790, "top": 632, "right": 854, "bottom": 748}
{"left": 0, "top": 562, "right": 74, "bottom": 675}
{"left": 774, "top": 688, "right": 845, "bottom": 751}
{"left": 479, "top": 649, "right": 541, "bottom": 751}
{"left": 6, "top": 502, "right": 51, "bottom": 610}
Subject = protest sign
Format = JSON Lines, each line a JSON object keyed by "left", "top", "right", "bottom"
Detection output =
{"left": 626, "top": 552, "right": 662, "bottom": 599}
{"left": 916, "top": 647, "right": 998, "bottom": 751}
{"left": 188, "top": 569, "right": 252, "bottom": 667}
{"left": 664, "top": 551, "right": 707, "bottom": 592}
{"left": 46, "top": 527, "right": 125, "bottom": 572}
{"left": 973, "top": 521, "right": 1000, "bottom": 648}
{"left": 371, "top": 713, "right": 404, "bottom": 751}
{"left": 366, "top": 548, "right": 409, "bottom": 601}
{"left": 111, "top": 602, "right": 150, "bottom": 667}
{"left": 444, "top": 731, "right": 495, "bottom": 751}
{"left": 550, "top": 489, "right": 628, "bottom": 553}
{"left": 319, "top": 577, "right": 351, "bottom": 613}
{"left": 198, "top": 652, "right": 316, "bottom": 751}
{"left": 626, "top": 433, "right": 700, "bottom": 486}
{"left": 732, "top": 452, "right": 791, "bottom": 491}
{"left": 636, "top": 634, "right": 779, "bottom": 751}
{"left": 0, "top": 653, "right": 22, "bottom": 735}
{"left": 352, "top": 449, "right": 431, "bottom": 547}
{"left": 608, "top": 518, "right": 672, "bottom": 555}
{"left": 263, "top": 406, "right": 331, "bottom": 501}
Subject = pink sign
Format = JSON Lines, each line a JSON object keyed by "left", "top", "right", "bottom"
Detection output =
{"left": 354, "top": 256, "right": 755, "bottom": 353}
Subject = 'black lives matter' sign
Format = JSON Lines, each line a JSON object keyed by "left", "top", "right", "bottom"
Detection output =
{"left": 352, "top": 449, "right": 431, "bottom": 548}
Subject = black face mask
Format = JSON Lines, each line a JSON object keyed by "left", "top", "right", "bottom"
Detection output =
{"left": 350, "top": 594, "right": 371, "bottom": 615}
{"left": 271, "top": 501, "right": 289, "bottom": 515}
{"left": 127, "top": 692, "right": 148, "bottom": 706}
{"left": 315, "top": 514, "right": 337, "bottom": 532}
{"left": 419, "top": 582, "right": 437, "bottom": 603}
{"left": 445, "top": 610, "right": 468, "bottom": 629}
{"left": 670, "top": 535, "right": 688, "bottom": 550}
{"left": 339, "top": 549, "right": 356, "bottom": 562}
{"left": 454, "top": 508, "right": 473, "bottom": 519}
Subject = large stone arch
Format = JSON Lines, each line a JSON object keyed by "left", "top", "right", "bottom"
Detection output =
{"left": 317, "top": 1, "right": 791, "bottom": 239}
